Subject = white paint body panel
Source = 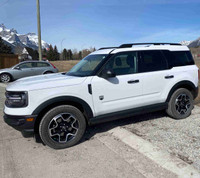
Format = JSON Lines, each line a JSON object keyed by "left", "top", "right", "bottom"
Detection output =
{"left": 4, "top": 45, "right": 199, "bottom": 118}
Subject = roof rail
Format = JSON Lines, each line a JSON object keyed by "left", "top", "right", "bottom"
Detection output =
{"left": 98, "top": 47, "right": 118, "bottom": 50}
{"left": 119, "top": 43, "right": 182, "bottom": 48}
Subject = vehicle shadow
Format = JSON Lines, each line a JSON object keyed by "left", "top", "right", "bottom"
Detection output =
{"left": 31, "top": 110, "right": 168, "bottom": 146}
{"left": 81, "top": 110, "right": 167, "bottom": 143}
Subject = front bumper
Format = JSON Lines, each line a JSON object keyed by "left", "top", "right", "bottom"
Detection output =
{"left": 4, "top": 114, "right": 37, "bottom": 133}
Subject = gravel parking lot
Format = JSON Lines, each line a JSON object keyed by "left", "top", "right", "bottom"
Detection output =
{"left": 111, "top": 107, "right": 200, "bottom": 171}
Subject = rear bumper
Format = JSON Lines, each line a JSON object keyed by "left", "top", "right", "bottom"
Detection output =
{"left": 4, "top": 114, "right": 37, "bottom": 134}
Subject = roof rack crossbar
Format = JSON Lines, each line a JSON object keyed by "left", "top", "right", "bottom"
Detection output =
{"left": 119, "top": 43, "right": 181, "bottom": 48}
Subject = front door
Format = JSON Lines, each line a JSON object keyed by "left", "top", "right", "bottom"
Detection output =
{"left": 91, "top": 51, "right": 144, "bottom": 116}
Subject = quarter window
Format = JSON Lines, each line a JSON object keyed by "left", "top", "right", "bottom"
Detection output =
{"left": 37, "top": 62, "right": 50, "bottom": 67}
{"left": 104, "top": 52, "right": 137, "bottom": 75}
{"left": 138, "top": 50, "right": 168, "bottom": 73}
{"left": 162, "top": 51, "right": 194, "bottom": 68}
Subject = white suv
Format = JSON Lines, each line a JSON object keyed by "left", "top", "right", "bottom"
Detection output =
{"left": 4, "top": 43, "right": 199, "bottom": 149}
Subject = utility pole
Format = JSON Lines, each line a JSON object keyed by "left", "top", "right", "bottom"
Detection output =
{"left": 37, "top": 0, "right": 42, "bottom": 61}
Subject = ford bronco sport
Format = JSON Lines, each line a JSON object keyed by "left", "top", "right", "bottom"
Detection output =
{"left": 4, "top": 43, "right": 199, "bottom": 149}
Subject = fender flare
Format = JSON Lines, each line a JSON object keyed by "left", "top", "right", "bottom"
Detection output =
{"left": 166, "top": 80, "right": 197, "bottom": 102}
{"left": 32, "top": 96, "right": 94, "bottom": 119}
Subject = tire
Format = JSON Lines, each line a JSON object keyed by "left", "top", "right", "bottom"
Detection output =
{"left": 0, "top": 73, "right": 11, "bottom": 83}
{"left": 166, "top": 88, "right": 194, "bottom": 119}
{"left": 39, "top": 105, "right": 86, "bottom": 149}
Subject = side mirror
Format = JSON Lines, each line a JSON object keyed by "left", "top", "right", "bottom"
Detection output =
{"left": 100, "top": 69, "right": 116, "bottom": 78}
{"left": 15, "top": 66, "right": 21, "bottom": 70}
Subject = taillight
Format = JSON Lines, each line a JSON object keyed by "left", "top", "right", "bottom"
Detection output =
{"left": 50, "top": 63, "right": 56, "bottom": 69}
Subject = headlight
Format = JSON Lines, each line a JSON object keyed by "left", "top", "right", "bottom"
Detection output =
{"left": 5, "top": 91, "right": 28, "bottom": 108}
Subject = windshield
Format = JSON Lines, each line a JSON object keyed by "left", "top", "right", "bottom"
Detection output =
{"left": 67, "top": 54, "right": 107, "bottom": 77}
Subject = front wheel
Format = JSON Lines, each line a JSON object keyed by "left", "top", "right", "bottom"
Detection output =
{"left": 39, "top": 105, "right": 86, "bottom": 149}
{"left": 0, "top": 73, "right": 11, "bottom": 83}
{"left": 166, "top": 88, "right": 194, "bottom": 119}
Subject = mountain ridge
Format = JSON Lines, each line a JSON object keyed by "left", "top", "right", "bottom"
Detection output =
{"left": 0, "top": 23, "right": 49, "bottom": 53}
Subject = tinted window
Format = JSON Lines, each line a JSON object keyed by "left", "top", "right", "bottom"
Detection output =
{"left": 37, "top": 62, "right": 50, "bottom": 67}
{"left": 104, "top": 52, "right": 137, "bottom": 75}
{"left": 138, "top": 50, "right": 167, "bottom": 73}
{"left": 162, "top": 50, "right": 194, "bottom": 68}
{"left": 18, "top": 62, "right": 33, "bottom": 69}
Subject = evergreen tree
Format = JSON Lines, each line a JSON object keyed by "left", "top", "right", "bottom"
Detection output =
{"left": 62, "top": 48, "right": 68, "bottom": 60}
{"left": 68, "top": 49, "right": 73, "bottom": 60}
{"left": 42, "top": 48, "right": 47, "bottom": 59}
{"left": 53, "top": 45, "right": 59, "bottom": 60}
{"left": 46, "top": 45, "right": 54, "bottom": 61}
{"left": 0, "top": 37, "right": 13, "bottom": 54}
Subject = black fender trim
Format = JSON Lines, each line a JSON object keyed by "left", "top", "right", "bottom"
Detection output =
{"left": 32, "top": 96, "right": 94, "bottom": 119}
{"left": 166, "top": 80, "right": 198, "bottom": 102}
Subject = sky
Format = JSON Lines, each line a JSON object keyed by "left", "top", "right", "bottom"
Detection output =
{"left": 0, "top": 0, "right": 200, "bottom": 51}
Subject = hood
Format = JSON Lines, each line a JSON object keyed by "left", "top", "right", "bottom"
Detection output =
{"left": 0, "top": 68, "right": 12, "bottom": 73}
{"left": 6, "top": 73, "right": 87, "bottom": 91}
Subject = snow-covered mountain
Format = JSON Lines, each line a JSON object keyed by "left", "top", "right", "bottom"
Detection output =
{"left": 0, "top": 24, "right": 49, "bottom": 51}
{"left": 180, "top": 41, "right": 191, "bottom": 46}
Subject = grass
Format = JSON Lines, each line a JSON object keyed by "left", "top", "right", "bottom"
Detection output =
{"left": 51, "top": 60, "right": 80, "bottom": 72}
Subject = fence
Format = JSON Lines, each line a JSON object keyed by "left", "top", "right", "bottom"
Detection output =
{"left": 0, "top": 54, "right": 19, "bottom": 69}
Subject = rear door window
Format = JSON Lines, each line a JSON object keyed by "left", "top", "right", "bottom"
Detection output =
{"left": 138, "top": 50, "right": 168, "bottom": 73}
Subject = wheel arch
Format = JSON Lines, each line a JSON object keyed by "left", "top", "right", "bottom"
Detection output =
{"left": 32, "top": 96, "right": 94, "bottom": 133}
{"left": 166, "top": 80, "right": 197, "bottom": 102}
{"left": 0, "top": 72, "right": 13, "bottom": 81}
{"left": 43, "top": 70, "right": 54, "bottom": 74}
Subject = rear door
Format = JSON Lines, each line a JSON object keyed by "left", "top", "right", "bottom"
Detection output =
{"left": 138, "top": 50, "right": 173, "bottom": 105}
{"left": 91, "top": 51, "right": 144, "bottom": 116}
{"left": 34, "top": 62, "right": 51, "bottom": 75}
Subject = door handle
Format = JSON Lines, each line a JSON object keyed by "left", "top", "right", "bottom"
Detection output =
{"left": 165, "top": 75, "right": 174, "bottom": 79}
{"left": 127, "top": 80, "right": 139, "bottom": 84}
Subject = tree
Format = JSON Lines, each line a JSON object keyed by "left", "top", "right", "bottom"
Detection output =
{"left": 53, "top": 45, "right": 59, "bottom": 60}
{"left": 62, "top": 48, "right": 68, "bottom": 60}
{"left": 78, "top": 51, "right": 82, "bottom": 60}
{"left": 68, "top": 49, "right": 73, "bottom": 60}
{"left": 42, "top": 48, "right": 47, "bottom": 59}
{"left": 46, "top": 45, "right": 54, "bottom": 61}
{"left": 0, "top": 37, "right": 13, "bottom": 54}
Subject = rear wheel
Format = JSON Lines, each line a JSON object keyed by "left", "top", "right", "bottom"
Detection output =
{"left": 166, "top": 88, "right": 193, "bottom": 119}
{"left": 0, "top": 73, "right": 11, "bottom": 83}
{"left": 39, "top": 105, "right": 86, "bottom": 149}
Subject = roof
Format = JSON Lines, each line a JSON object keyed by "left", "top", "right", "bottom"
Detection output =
{"left": 90, "top": 43, "right": 189, "bottom": 55}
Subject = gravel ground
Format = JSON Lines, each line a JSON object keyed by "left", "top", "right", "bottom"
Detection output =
{"left": 122, "top": 106, "right": 200, "bottom": 171}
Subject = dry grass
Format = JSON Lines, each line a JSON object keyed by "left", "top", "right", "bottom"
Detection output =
{"left": 194, "top": 57, "right": 200, "bottom": 105}
{"left": 51, "top": 60, "right": 80, "bottom": 72}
